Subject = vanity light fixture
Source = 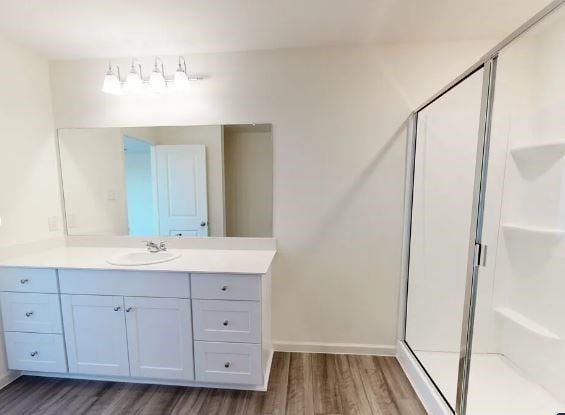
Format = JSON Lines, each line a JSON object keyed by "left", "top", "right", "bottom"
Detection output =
{"left": 101, "top": 64, "right": 122, "bottom": 95}
{"left": 101, "top": 56, "right": 201, "bottom": 96}
{"left": 173, "top": 56, "right": 190, "bottom": 91}
{"left": 149, "top": 58, "right": 167, "bottom": 94}
{"left": 123, "top": 60, "right": 144, "bottom": 94}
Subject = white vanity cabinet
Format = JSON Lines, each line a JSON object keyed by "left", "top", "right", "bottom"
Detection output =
{"left": 0, "top": 265, "right": 272, "bottom": 391}
{"left": 61, "top": 294, "right": 130, "bottom": 377}
{"left": 124, "top": 297, "right": 193, "bottom": 380}
{"left": 0, "top": 268, "right": 67, "bottom": 373}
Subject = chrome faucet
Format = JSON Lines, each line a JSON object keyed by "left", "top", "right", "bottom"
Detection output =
{"left": 145, "top": 241, "right": 167, "bottom": 253}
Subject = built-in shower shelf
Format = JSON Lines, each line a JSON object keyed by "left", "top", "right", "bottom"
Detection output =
{"left": 495, "top": 307, "right": 560, "bottom": 341}
{"left": 510, "top": 141, "right": 565, "bottom": 163}
{"left": 502, "top": 223, "right": 565, "bottom": 238}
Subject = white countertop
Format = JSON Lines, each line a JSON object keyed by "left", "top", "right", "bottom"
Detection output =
{"left": 0, "top": 247, "right": 276, "bottom": 275}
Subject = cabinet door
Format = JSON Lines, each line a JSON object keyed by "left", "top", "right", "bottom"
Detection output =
{"left": 61, "top": 295, "right": 129, "bottom": 376}
{"left": 125, "top": 297, "right": 194, "bottom": 380}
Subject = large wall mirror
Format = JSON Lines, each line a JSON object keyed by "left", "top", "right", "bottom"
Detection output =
{"left": 58, "top": 124, "right": 273, "bottom": 238}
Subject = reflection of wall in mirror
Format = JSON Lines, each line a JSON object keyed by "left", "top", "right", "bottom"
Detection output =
{"left": 59, "top": 128, "right": 129, "bottom": 235}
{"left": 224, "top": 125, "right": 273, "bottom": 237}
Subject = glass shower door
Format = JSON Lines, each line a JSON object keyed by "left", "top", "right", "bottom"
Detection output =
{"left": 405, "top": 68, "right": 487, "bottom": 410}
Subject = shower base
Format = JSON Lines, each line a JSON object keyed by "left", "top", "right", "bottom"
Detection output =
{"left": 415, "top": 351, "right": 564, "bottom": 415}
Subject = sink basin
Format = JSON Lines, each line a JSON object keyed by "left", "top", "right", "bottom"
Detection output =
{"left": 107, "top": 251, "right": 181, "bottom": 266}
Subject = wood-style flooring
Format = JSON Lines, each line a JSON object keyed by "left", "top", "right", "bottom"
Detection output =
{"left": 0, "top": 352, "right": 426, "bottom": 415}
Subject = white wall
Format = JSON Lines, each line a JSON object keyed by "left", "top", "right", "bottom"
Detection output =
{"left": 48, "top": 43, "right": 491, "bottom": 351}
{"left": 0, "top": 35, "right": 62, "bottom": 381}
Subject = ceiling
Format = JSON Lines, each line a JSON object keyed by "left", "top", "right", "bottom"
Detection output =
{"left": 0, "top": 0, "right": 552, "bottom": 60}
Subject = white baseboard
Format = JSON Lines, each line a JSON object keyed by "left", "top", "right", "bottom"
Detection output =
{"left": 273, "top": 340, "right": 396, "bottom": 356}
{"left": 0, "top": 370, "right": 21, "bottom": 390}
{"left": 396, "top": 341, "right": 452, "bottom": 415}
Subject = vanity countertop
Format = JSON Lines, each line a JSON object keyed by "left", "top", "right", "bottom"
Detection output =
{"left": 0, "top": 246, "right": 276, "bottom": 275}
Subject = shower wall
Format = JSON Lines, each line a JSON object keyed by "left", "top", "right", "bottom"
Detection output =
{"left": 476, "top": 10, "right": 565, "bottom": 403}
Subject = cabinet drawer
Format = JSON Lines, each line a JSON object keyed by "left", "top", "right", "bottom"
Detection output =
{"left": 0, "top": 293, "right": 62, "bottom": 334}
{"left": 5, "top": 332, "right": 67, "bottom": 373}
{"left": 191, "top": 273, "right": 261, "bottom": 301}
{"left": 194, "top": 341, "right": 262, "bottom": 385}
{"left": 59, "top": 270, "right": 190, "bottom": 298}
{"left": 0, "top": 268, "right": 58, "bottom": 293}
{"left": 193, "top": 300, "right": 261, "bottom": 343}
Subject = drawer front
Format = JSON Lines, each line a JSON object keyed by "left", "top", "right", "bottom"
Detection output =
{"left": 5, "top": 332, "right": 67, "bottom": 373}
{"left": 193, "top": 300, "right": 261, "bottom": 343}
{"left": 0, "top": 268, "right": 58, "bottom": 293}
{"left": 194, "top": 341, "right": 262, "bottom": 385}
{"left": 59, "top": 270, "right": 190, "bottom": 298}
{"left": 0, "top": 293, "right": 62, "bottom": 334}
{"left": 191, "top": 273, "right": 261, "bottom": 301}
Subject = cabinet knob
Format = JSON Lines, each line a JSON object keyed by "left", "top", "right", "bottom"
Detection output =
{"left": 223, "top": 320, "right": 229, "bottom": 326}
{"left": 126, "top": 307, "right": 132, "bottom": 313}
{"left": 224, "top": 362, "right": 230, "bottom": 368}
{"left": 30, "top": 351, "right": 38, "bottom": 357}
{"left": 221, "top": 286, "right": 227, "bottom": 292}
{"left": 20, "top": 279, "right": 29, "bottom": 284}
{"left": 114, "top": 306, "right": 121, "bottom": 311}
{"left": 25, "top": 311, "right": 34, "bottom": 317}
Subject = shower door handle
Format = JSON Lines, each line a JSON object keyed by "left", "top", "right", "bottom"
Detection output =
{"left": 474, "top": 243, "right": 487, "bottom": 267}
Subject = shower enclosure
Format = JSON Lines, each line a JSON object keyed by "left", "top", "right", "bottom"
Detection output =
{"left": 400, "top": 1, "right": 565, "bottom": 414}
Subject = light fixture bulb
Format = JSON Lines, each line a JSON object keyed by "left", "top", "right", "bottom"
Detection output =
{"left": 101, "top": 65, "right": 122, "bottom": 95}
{"left": 149, "top": 67, "right": 167, "bottom": 93}
{"left": 124, "top": 63, "right": 144, "bottom": 94}
{"left": 173, "top": 67, "right": 190, "bottom": 91}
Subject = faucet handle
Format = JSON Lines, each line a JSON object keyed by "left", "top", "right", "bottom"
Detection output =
{"left": 158, "top": 241, "right": 167, "bottom": 251}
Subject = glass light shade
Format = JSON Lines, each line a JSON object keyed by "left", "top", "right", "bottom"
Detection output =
{"left": 124, "top": 69, "right": 144, "bottom": 94}
{"left": 173, "top": 69, "right": 190, "bottom": 91}
{"left": 149, "top": 69, "right": 167, "bottom": 93}
{"left": 102, "top": 71, "right": 122, "bottom": 95}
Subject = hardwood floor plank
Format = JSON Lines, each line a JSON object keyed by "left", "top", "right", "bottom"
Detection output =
{"left": 30, "top": 379, "right": 108, "bottom": 415}
{"left": 0, "top": 353, "right": 426, "bottom": 415}
{"left": 356, "top": 355, "right": 400, "bottom": 415}
{"left": 258, "top": 352, "right": 290, "bottom": 415}
{"left": 333, "top": 354, "right": 374, "bottom": 415}
{"left": 312, "top": 353, "right": 343, "bottom": 415}
{"left": 169, "top": 388, "right": 210, "bottom": 415}
{"left": 285, "top": 352, "right": 315, "bottom": 415}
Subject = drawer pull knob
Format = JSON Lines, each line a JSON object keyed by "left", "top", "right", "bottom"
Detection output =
{"left": 223, "top": 320, "right": 229, "bottom": 326}
{"left": 30, "top": 351, "right": 39, "bottom": 357}
{"left": 221, "top": 286, "right": 227, "bottom": 291}
{"left": 224, "top": 362, "right": 230, "bottom": 368}
{"left": 25, "top": 311, "right": 34, "bottom": 317}
{"left": 20, "top": 279, "right": 29, "bottom": 284}
{"left": 126, "top": 307, "right": 133, "bottom": 313}
{"left": 114, "top": 306, "right": 121, "bottom": 312}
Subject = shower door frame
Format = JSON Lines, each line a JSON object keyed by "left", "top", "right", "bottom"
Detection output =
{"left": 397, "top": 1, "right": 565, "bottom": 414}
{"left": 400, "top": 60, "right": 495, "bottom": 415}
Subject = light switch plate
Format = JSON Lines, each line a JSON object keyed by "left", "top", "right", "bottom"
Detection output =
{"left": 107, "top": 190, "right": 118, "bottom": 201}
